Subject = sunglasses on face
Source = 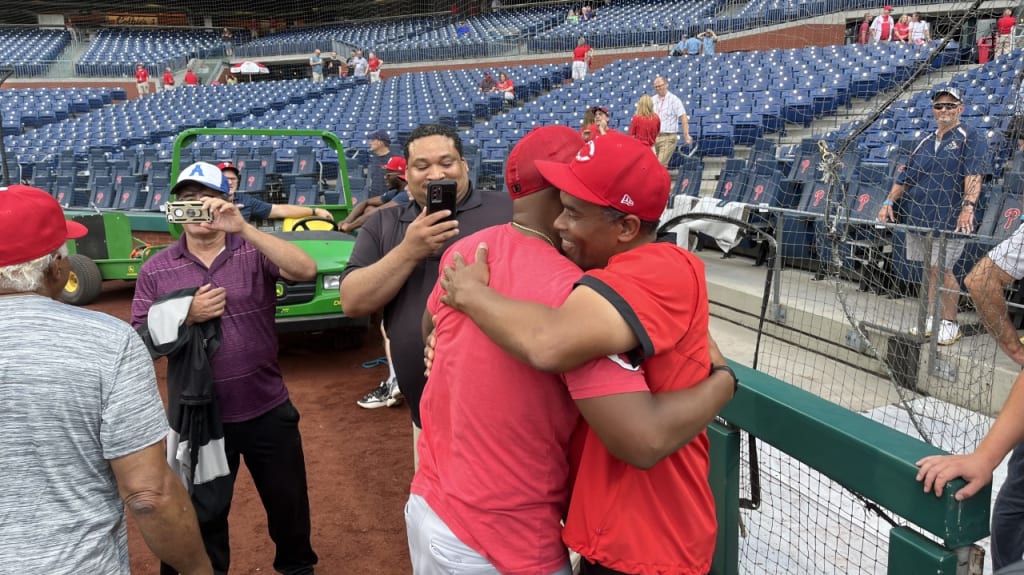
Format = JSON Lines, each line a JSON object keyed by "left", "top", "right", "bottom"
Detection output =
{"left": 932, "top": 103, "right": 959, "bottom": 110}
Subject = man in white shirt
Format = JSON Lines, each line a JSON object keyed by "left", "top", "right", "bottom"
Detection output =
{"left": 871, "top": 6, "right": 895, "bottom": 41}
{"left": 651, "top": 75, "right": 693, "bottom": 167}
{"left": 909, "top": 13, "right": 930, "bottom": 44}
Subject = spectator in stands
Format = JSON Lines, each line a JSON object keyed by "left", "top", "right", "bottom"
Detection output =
{"left": 876, "top": 87, "right": 988, "bottom": 346}
{"left": 670, "top": 35, "right": 688, "bottom": 57}
{"left": 352, "top": 50, "right": 369, "bottom": 79}
{"left": 218, "top": 162, "right": 333, "bottom": 223}
{"left": 456, "top": 20, "right": 471, "bottom": 37}
{"left": 652, "top": 75, "right": 693, "bottom": 167}
{"left": 338, "top": 156, "right": 409, "bottom": 234}
{"left": 184, "top": 68, "right": 199, "bottom": 86}
{"left": 0, "top": 185, "right": 212, "bottom": 575}
{"left": 365, "top": 130, "right": 396, "bottom": 203}
{"left": 132, "top": 162, "right": 319, "bottom": 575}
{"left": 323, "top": 51, "right": 337, "bottom": 77}
{"left": 222, "top": 27, "right": 233, "bottom": 57}
{"left": 996, "top": 9, "right": 1017, "bottom": 58}
{"left": 572, "top": 36, "right": 593, "bottom": 82}
{"left": 684, "top": 32, "right": 702, "bottom": 55}
{"left": 858, "top": 13, "right": 872, "bottom": 44}
{"left": 581, "top": 5, "right": 594, "bottom": 21}
{"left": 580, "top": 105, "right": 611, "bottom": 142}
{"left": 309, "top": 48, "right": 323, "bottom": 82}
{"left": 871, "top": 6, "right": 895, "bottom": 41}
{"left": 893, "top": 14, "right": 910, "bottom": 42}
{"left": 909, "top": 13, "right": 931, "bottom": 44}
{"left": 630, "top": 93, "right": 661, "bottom": 152}
{"left": 162, "top": 67, "right": 175, "bottom": 91}
{"left": 339, "top": 123, "right": 512, "bottom": 466}
{"left": 496, "top": 72, "right": 515, "bottom": 101}
{"left": 135, "top": 63, "right": 150, "bottom": 97}
{"left": 567, "top": 8, "right": 579, "bottom": 24}
{"left": 225, "top": 74, "right": 238, "bottom": 85}
{"left": 367, "top": 51, "right": 382, "bottom": 83}
{"left": 700, "top": 28, "right": 719, "bottom": 55}
{"left": 479, "top": 72, "right": 496, "bottom": 92}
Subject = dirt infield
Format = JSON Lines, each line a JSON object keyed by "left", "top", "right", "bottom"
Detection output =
{"left": 86, "top": 281, "right": 413, "bottom": 574}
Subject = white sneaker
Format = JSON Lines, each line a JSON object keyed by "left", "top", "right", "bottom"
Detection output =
{"left": 909, "top": 316, "right": 933, "bottom": 338}
{"left": 936, "top": 320, "right": 962, "bottom": 346}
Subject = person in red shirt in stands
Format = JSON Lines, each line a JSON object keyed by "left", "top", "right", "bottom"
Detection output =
{"left": 495, "top": 72, "right": 515, "bottom": 101}
{"left": 162, "top": 67, "right": 175, "bottom": 91}
{"left": 135, "top": 63, "right": 150, "bottom": 97}
{"left": 629, "top": 94, "right": 660, "bottom": 152}
{"left": 858, "top": 13, "right": 871, "bottom": 44}
{"left": 441, "top": 132, "right": 726, "bottom": 575}
{"left": 367, "top": 51, "right": 382, "bottom": 83}
{"left": 996, "top": 9, "right": 1017, "bottom": 58}
{"left": 572, "top": 36, "right": 593, "bottom": 82}
{"left": 581, "top": 106, "right": 612, "bottom": 142}
{"left": 184, "top": 68, "right": 199, "bottom": 86}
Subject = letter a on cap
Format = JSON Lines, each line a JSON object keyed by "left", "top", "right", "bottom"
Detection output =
{"left": 189, "top": 164, "right": 205, "bottom": 177}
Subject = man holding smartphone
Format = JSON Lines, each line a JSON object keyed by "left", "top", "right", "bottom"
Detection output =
{"left": 339, "top": 124, "right": 511, "bottom": 467}
{"left": 132, "top": 162, "right": 320, "bottom": 575}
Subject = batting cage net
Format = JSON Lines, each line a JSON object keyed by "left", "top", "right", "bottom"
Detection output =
{"left": 1, "top": 0, "right": 1023, "bottom": 571}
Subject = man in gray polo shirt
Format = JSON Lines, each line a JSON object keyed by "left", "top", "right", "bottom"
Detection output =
{"left": 340, "top": 124, "right": 511, "bottom": 467}
{"left": 651, "top": 75, "right": 693, "bottom": 167}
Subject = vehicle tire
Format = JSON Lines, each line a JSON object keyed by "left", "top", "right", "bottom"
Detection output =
{"left": 62, "top": 254, "right": 103, "bottom": 306}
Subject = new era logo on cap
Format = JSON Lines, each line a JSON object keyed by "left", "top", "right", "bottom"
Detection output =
{"left": 535, "top": 132, "right": 670, "bottom": 221}
{"left": 171, "top": 161, "right": 229, "bottom": 197}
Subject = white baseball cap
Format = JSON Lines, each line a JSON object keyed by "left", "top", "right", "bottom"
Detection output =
{"left": 171, "top": 161, "right": 229, "bottom": 196}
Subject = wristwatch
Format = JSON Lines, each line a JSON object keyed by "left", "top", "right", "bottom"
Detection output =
{"left": 710, "top": 364, "right": 739, "bottom": 396}
{"left": 961, "top": 200, "right": 977, "bottom": 209}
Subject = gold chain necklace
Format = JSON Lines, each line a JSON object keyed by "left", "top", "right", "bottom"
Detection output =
{"left": 510, "top": 222, "right": 555, "bottom": 248}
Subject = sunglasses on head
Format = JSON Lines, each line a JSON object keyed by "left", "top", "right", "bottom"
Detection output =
{"left": 932, "top": 103, "right": 959, "bottom": 110}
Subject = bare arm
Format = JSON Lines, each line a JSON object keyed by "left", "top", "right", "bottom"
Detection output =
{"left": 966, "top": 257, "right": 1024, "bottom": 364}
{"left": 877, "top": 182, "right": 906, "bottom": 222}
{"left": 340, "top": 208, "right": 458, "bottom": 317}
{"left": 440, "top": 245, "right": 638, "bottom": 372}
{"left": 577, "top": 368, "right": 735, "bottom": 468}
{"left": 345, "top": 200, "right": 401, "bottom": 232}
{"left": 681, "top": 114, "right": 692, "bottom": 143}
{"left": 111, "top": 442, "right": 212, "bottom": 575}
{"left": 238, "top": 223, "right": 316, "bottom": 281}
{"left": 917, "top": 368, "right": 1024, "bottom": 500}
{"left": 268, "top": 204, "right": 334, "bottom": 221}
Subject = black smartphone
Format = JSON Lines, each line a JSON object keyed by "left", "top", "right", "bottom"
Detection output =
{"left": 426, "top": 180, "right": 457, "bottom": 221}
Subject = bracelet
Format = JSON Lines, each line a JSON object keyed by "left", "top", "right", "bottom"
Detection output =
{"left": 881, "top": 200, "right": 894, "bottom": 206}
{"left": 311, "top": 207, "right": 317, "bottom": 217}
{"left": 710, "top": 364, "right": 739, "bottom": 396}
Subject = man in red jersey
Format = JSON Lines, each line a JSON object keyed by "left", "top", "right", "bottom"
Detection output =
{"left": 572, "top": 36, "right": 593, "bottom": 82}
{"left": 135, "top": 63, "right": 150, "bottom": 96}
{"left": 996, "top": 9, "right": 1017, "bottom": 58}
{"left": 441, "top": 131, "right": 724, "bottom": 574}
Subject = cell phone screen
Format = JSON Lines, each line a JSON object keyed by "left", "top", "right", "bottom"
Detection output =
{"left": 426, "top": 180, "right": 458, "bottom": 221}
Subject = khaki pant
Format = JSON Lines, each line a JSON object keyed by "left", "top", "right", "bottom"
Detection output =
{"left": 136, "top": 81, "right": 150, "bottom": 96}
{"left": 654, "top": 133, "right": 679, "bottom": 167}
{"left": 996, "top": 34, "right": 1012, "bottom": 58}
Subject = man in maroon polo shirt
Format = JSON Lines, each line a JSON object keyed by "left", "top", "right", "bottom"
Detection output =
{"left": 131, "top": 161, "right": 319, "bottom": 575}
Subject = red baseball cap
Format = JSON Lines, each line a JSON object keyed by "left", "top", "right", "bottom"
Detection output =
{"left": 535, "top": 131, "right": 669, "bottom": 221}
{"left": 0, "top": 185, "right": 88, "bottom": 266}
{"left": 217, "top": 161, "right": 240, "bottom": 176}
{"left": 382, "top": 156, "right": 407, "bottom": 180}
{"left": 883, "top": 5, "right": 892, "bottom": 10}
{"left": 505, "top": 125, "right": 584, "bottom": 199}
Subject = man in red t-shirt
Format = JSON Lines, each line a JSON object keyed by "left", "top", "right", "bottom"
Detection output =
{"left": 161, "top": 67, "right": 175, "bottom": 91}
{"left": 572, "top": 36, "right": 593, "bottom": 82}
{"left": 441, "top": 132, "right": 731, "bottom": 575}
{"left": 996, "top": 9, "right": 1017, "bottom": 58}
{"left": 184, "top": 68, "right": 198, "bottom": 86}
{"left": 134, "top": 63, "right": 150, "bottom": 97}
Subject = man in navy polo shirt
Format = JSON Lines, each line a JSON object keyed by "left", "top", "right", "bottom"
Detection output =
{"left": 218, "top": 162, "right": 333, "bottom": 224}
{"left": 877, "top": 87, "right": 988, "bottom": 345}
{"left": 131, "top": 162, "right": 320, "bottom": 575}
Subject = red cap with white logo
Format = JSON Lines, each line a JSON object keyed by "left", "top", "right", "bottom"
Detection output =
{"left": 535, "top": 131, "right": 670, "bottom": 221}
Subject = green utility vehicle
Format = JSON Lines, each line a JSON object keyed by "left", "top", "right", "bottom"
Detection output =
{"left": 61, "top": 128, "right": 368, "bottom": 340}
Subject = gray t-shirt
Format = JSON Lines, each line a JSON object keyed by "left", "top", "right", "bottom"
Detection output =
{"left": 0, "top": 295, "right": 168, "bottom": 574}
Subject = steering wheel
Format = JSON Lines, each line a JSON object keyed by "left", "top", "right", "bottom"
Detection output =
{"left": 290, "top": 216, "right": 336, "bottom": 231}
